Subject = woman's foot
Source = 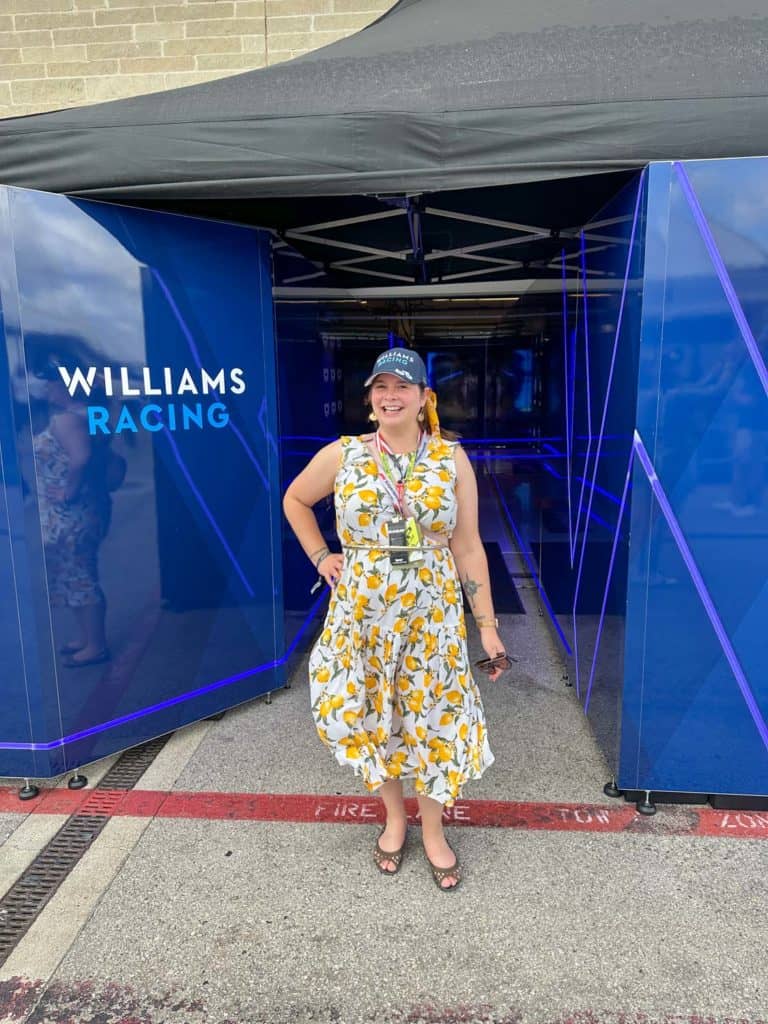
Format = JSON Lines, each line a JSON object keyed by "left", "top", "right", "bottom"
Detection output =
{"left": 374, "top": 815, "right": 408, "bottom": 874}
{"left": 59, "top": 641, "right": 86, "bottom": 655}
{"left": 422, "top": 831, "right": 460, "bottom": 889}
{"left": 62, "top": 646, "right": 111, "bottom": 668}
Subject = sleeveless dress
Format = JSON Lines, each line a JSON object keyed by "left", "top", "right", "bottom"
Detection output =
{"left": 34, "top": 418, "right": 109, "bottom": 608}
{"left": 308, "top": 433, "right": 494, "bottom": 806}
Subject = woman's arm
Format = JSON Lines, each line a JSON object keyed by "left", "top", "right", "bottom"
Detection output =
{"left": 51, "top": 412, "right": 91, "bottom": 502}
{"left": 283, "top": 440, "right": 344, "bottom": 585}
{"left": 449, "top": 445, "right": 507, "bottom": 678}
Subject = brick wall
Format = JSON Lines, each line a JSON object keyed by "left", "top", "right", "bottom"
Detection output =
{"left": 0, "top": 0, "right": 396, "bottom": 118}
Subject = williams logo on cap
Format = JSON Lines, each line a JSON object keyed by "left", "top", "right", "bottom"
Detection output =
{"left": 364, "top": 349, "right": 428, "bottom": 387}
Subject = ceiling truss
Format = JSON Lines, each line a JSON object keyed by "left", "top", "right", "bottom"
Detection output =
{"left": 273, "top": 201, "right": 633, "bottom": 288}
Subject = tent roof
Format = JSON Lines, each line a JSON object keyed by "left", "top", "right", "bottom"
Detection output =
{"left": 0, "top": 0, "right": 766, "bottom": 201}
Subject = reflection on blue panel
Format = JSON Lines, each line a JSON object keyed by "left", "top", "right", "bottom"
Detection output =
{"left": 527, "top": 174, "right": 646, "bottom": 769}
{"left": 0, "top": 186, "right": 284, "bottom": 777}
{"left": 622, "top": 158, "right": 768, "bottom": 796}
{"left": 275, "top": 302, "right": 343, "bottom": 650}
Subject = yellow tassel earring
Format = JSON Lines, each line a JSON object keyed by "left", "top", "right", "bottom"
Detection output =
{"left": 423, "top": 389, "right": 441, "bottom": 436}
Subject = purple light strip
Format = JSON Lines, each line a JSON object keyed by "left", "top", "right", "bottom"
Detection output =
{"left": 150, "top": 268, "right": 203, "bottom": 366}
{"left": 542, "top": 463, "right": 618, "bottom": 534}
{"left": 562, "top": 249, "right": 575, "bottom": 564}
{"left": 161, "top": 426, "right": 255, "bottom": 598}
{"left": 283, "top": 435, "right": 569, "bottom": 444}
{"left": 490, "top": 474, "right": 573, "bottom": 655}
{"left": 571, "top": 183, "right": 643, "bottom": 696}
{"left": 571, "top": 231, "right": 594, "bottom": 572}
{"left": 580, "top": 478, "right": 623, "bottom": 507}
{"left": 583, "top": 448, "right": 635, "bottom": 714}
{"left": 576, "top": 181, "right": 641, "bottom": 536}
{"left": 589, "top": 510, "right": 611, "bottom": 531}
{"left": 633, "top": 431, "right": 768, "bottom": 753}
{"left": 0, "top": 589, "right": 330, "bottom": 752}
{"left": 257, "top": 396, "right": 280, "bottom": 458}
{"left": 568, "top": 326, "right": 578, "bottom": 564}
{"left": 467, "top": 453, "right": 573, "bottom": 463}
{"left": 151, "top": 267, "right": 272, "bottom": 487}
{"left": 541, "top": 458, "right": 624, "bottom": 507}
{"left": 673, "top": 163, "right": 768, "bottom": 399}
{"left": 228, "top": 419, "right": 269, "bottom": 490}
{"left": 559, "top": 454, "right": 623, "bottom": 463}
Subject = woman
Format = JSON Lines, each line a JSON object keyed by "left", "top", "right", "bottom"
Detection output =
{"left": 283, "top": 348, "right": 508, "bottom": 889}
{"left": 32, "top": 360, "right": 119, "bottom": 667}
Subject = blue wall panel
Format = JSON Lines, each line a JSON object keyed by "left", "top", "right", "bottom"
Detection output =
{"left": 539, "top": 174, "right": 646, "bottom": 768}
{"left": 0, "top": 186, "right": 283, "bottom": 778}
{"left": 621, "top": 159, "right": 768, "bottom": 796}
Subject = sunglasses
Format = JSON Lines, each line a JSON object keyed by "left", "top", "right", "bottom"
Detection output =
{"left": 474, "top": 653, "right": 513, "bottom": 674}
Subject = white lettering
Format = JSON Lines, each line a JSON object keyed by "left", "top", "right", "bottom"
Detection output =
{"left": 142, "top": 366, "right": 163, "bottom": 396}
{"left": 57, "top": 365, "right": 97, "bottom": 398}
{"left": 119, "top": 366, "right": 141, "bottom": 397}
{"left": 201, "top": 368, "right": 226, "bottom": 395}
{"left": 177, "top": 368, "right": 199, "bottom": 395}
{"left": 230, "top": 367, "right": 246, "bottom": 395}
{"left": 735, "top": 812, "right": 768, "bottom": 828}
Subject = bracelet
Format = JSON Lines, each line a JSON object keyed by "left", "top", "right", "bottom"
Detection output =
{"left": 475, "top": 616, "right": 499, "bottom": 629}
{"left": 312, "top": 546, "right": 331, "bottom": 569}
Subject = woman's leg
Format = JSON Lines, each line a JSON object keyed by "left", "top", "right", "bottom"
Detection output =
{"left": 377, "top": 779, "right": 408, "bottom": 872}
{"left": 67, "top": 597, "right": 107, "bottom": 661}
{"left": 417, "top": 794, "right": 459, "bottom": 888}
{"left": 65, "top": 605, "right": 90, "bottom": 651}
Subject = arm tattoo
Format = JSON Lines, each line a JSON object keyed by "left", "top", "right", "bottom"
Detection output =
{"left": 462, "top": 574, "right": 482, "bottom": 608}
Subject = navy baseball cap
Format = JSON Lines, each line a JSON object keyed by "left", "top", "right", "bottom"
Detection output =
{"left": 364, "top": 348, "right": 428, "bottom": 387}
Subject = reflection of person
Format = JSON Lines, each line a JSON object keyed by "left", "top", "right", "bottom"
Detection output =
{"left": 31, "top": 360, "right": 122, "bottom": 668}
{"left": 716, "top": 371, "right": 765, "bottom": 517}
{"left": 283, "top": 349, "right": 508, "bottom": 890}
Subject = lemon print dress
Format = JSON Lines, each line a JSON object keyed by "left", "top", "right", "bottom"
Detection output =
{"left": 308, "top": 433, "right": 494, "bottom": 806}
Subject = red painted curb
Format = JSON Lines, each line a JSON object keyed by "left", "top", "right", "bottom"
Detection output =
{"left": 1, "top": 787, "right": 768, "bottom": 839}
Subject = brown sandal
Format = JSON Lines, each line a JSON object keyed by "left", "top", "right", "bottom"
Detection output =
{"left": 373, "top": 828, "right": 407, "bottom": 875}
{"left": 425, "top": 851, "right": 462, "bottom": 891}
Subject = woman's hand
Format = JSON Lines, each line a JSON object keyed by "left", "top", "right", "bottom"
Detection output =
{"left": 479, "top": 627, "right": 509, "bottom": 682}
{"left": 317, "top": 553, "right": 344, "bottom": 588}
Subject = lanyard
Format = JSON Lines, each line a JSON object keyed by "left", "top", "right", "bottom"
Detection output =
{"left": 375, "top": 431, "right": 423, "bottom": 514}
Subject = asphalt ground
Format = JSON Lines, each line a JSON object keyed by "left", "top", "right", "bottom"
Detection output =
{"left": 2, "top": 559, "right": 768, "bottom": 1024}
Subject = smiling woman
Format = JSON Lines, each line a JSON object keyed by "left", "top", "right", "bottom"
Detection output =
{"left": 283, "top": 346, "right": 510, "bottom": 891}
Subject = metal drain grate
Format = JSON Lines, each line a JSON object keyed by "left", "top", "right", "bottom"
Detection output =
{"left": 97, "top": 735, "right": 169, "bottom": 790}
{"left": 0, "top": 734, "right": 169, "bottom": 967}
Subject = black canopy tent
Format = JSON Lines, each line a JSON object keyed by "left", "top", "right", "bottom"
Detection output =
{"left": 0, "top": 0, "right": 766, "bottom": 205}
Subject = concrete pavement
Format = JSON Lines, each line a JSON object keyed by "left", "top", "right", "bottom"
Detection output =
{"left": 1, "top": 558, "right": 767, "bottom": 1024}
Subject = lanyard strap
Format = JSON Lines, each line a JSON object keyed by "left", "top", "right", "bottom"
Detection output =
{"left": 375, "top": 432, "right": 423, "bottom": 513}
